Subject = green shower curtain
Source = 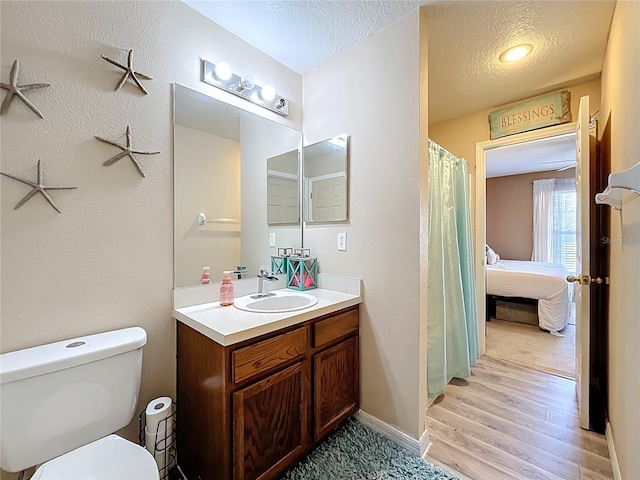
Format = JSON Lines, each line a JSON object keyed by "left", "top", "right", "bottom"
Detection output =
{"left": 427, "top": 140, "right": 479, "bottom": 398}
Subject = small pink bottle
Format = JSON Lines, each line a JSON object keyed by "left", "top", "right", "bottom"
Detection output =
{"left": 219, "top": 271, "right": 234, "bottom": 306}
{"left": 200, "top": 266, "right": 211, "bottom": 285}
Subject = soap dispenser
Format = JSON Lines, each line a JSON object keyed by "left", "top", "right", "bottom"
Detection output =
{"left": 219, "top": 271, "right": 234, "bottom": 306}
{"left": 200, "top": 266, "right": 211, "bottom": 285}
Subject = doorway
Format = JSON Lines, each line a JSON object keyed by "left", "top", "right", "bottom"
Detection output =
{"left": 483, "top": 132, "right": 577, "bottom": 378}
{"left": 474, "top": 121, "right": 579, "bottom": 356}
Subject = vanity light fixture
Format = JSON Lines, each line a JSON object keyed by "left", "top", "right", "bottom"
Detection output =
{"left": 499, "top": 43, "right": 534, "bottom": 63}
{"left": 201, "top": 60, "right": 289, "bottom": 116}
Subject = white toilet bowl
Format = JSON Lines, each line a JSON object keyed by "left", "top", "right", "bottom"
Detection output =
{"left": 31, "top": 435, "right": 159, "bottom": 480}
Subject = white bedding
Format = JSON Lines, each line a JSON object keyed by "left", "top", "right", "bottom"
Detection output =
{"left": 487, "top": 260, "right": 570, "bottom": 333}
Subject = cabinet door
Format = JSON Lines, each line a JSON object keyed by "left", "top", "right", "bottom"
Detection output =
{"left": 313, "top": 336, "right": 359, "bottom": 441}
{"left": 233, "top": 361, "right": 310, "bottom": 480}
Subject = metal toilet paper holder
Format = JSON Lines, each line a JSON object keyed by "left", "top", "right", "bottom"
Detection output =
{"left": 138, "top": 402, "right": 177, "bottom": 479}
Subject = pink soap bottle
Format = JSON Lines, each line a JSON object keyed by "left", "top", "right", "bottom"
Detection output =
{"left": 200, "top": 266, "right": 211, "bottom": 285}
{"left": 219, "top": 271, "right": 234, "bottom": 306}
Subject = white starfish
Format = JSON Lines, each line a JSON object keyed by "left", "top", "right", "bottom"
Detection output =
{"left": 94, "top": 125, "right": 160, "bottom": 177}
{"left": 101, "top": 49, "right": 153, "bottom": 95}
{"left": 1, "top": 59, "right": 50, "bottom": 118}
{"left": 1, "top": 160, "right": 77, "bottom": 213}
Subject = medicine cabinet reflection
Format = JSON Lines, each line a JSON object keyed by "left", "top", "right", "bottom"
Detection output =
{"left": 303, "top": 135, "right": 349, "bottom": 223}
{"left": 173, "top": 84, "right": 302, "bottom": 288}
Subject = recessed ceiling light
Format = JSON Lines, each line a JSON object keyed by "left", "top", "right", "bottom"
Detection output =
{"left": 499, "top": 43, "right": 534, "bottom": 63}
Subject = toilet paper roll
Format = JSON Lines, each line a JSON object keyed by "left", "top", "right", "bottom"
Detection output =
{"left": 146, "top": 426, "right": 170, "bottom": 469}
{"left": 145, "top": 425, "right": 171, "bottom": 452}
{"left": 145, "top": 396, "right": 173, "bottom": 438}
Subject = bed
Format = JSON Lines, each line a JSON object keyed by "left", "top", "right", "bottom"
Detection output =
{"left": 486, "top": 259, "right": 571, "bottom": 334}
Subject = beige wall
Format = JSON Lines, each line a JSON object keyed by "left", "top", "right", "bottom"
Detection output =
{"left": 0, "top": 2, "right": 301, "bottom": 477}
{"left": 599, "top": 1, "right": 640, "bottom": 478}
{"left": 429, "top": 80, "right": 602, "bottom": 264}
{"left": 429, "top": 80, "right": 601, "bottom": 170}
{"left": 486, "top": 169, "right": 575, "bottom": 261}
{"left": 302, "top": 10, "right": 430, "bottom": 439}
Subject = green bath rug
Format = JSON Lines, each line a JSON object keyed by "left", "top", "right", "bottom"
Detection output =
{"left": 279, "top": 417, "right": 459, "bottom": 480}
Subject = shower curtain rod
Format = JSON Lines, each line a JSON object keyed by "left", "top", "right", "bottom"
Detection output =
{"left": 428, "top": 139, "right": 465, "bottom": 161}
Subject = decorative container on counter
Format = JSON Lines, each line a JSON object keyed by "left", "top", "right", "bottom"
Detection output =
{"left": 270, "top": 255, "right": 288, "bottom": 275}
{"left": 286, "top": 257, "right": 317, "bottom": 290}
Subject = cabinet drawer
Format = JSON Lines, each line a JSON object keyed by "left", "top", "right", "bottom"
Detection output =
{"left": 232, "top": 327, "right": 307, "bottom": 384}
{"left": 313, "top": 308, "right": 359, "bottom": 349}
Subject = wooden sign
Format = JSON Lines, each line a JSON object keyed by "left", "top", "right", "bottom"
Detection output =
{"left": 489, "top": 91, "right": 571, "bottom": 140}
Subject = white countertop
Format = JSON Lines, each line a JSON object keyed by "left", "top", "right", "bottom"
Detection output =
{"left": 173, "top": 287, "right": 362, "bottom": 346}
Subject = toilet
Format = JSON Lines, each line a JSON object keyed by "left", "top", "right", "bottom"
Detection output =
{"left": 0, "top": 327, "right": 160, "bottom": 479}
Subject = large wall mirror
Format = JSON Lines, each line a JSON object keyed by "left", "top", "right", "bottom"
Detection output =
{"left": 303, "top": 135, "right": 349, "bottom": 223}
{"left": 173, "top": 84, "right": 302, "bottom": 288}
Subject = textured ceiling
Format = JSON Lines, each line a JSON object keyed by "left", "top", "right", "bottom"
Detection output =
{"left": 183, "top": 0, "right": 615, "bottom": 124}
{"left": 425, "top": 1, "right": 615, "bottom": 123}
{"left": 486, "top": 132, "right": 576, "bottom": 178}
{"left": 184, "top": 0, "right": 426, "bottom": 74}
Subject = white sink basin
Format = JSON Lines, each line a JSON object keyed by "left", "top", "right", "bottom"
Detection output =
{"left": 234, "top": 290, "right": 318, "bottom": 313}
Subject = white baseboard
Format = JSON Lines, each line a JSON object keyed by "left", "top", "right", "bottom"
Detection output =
{"left": 419, "top": 429, "right": 431, "bottom": 458}
{"left": 605, "top": 422, "right": 622, "bottom": 480}
{"left": 354, "top": 410, "right": 429, "bottom": 457}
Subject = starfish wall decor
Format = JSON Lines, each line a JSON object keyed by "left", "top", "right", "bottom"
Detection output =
{"left": 1, "top": 160, "right": 77, "bottom": 213}
{"left": 94, "top": 125, "right": 160, "bottom": 177}
{"left": 1, "top": 59, "right": 50, "bottom": 119}
{"left": 101, "top": 49, "right": 153, "bottom": 95}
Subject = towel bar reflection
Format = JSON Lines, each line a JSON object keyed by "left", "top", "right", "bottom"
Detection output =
{"left": 196, "top": 213, "right": 240, "bottom": 226}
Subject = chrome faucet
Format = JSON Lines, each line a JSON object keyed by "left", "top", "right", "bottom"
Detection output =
{"left": 255, "top": 267, "right": 279, "bottom": 298}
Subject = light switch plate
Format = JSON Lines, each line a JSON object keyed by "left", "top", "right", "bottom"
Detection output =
{"left": 269, "top": 233, "right": 276, "bottom": 247}
{"left": 338, "top": 232, "right": 347, "bottom": 251}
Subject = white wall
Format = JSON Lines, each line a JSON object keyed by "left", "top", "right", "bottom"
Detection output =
{"left": 302, "top": 9, "right": 429, "bottom": 439}
{"left": 599, "top": 1, "right": 640, "bottom": 478}
{"left": 0, "top": 2, "right": 301, "bottom": 477}
{"left": 305, "top": 150, "right": 345, "bottom": 177}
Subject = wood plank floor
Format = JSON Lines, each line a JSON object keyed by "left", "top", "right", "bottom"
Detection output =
{"left": 426, "top": 356, "right": 612, "bottom": 480}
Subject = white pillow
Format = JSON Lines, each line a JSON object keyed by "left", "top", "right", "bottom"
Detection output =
{"left": 486, "top": 247, "right": 498, "bottom": 265}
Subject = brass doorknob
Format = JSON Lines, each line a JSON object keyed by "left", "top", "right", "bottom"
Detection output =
{"left": 566, "top": 274, "right": 605, "bottom": 285}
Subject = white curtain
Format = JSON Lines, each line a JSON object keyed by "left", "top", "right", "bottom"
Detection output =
{"left": 532, "top": 178, "right": 576, "bottom": 268}
{"left": 532, "top": 179, "right": 556, "bottom": 262}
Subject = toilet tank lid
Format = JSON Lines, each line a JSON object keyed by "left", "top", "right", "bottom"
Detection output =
{"left": 0, "top": 327, "right": 147, "bottom": 385}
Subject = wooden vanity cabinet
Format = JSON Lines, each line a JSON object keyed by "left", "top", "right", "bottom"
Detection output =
{"left": 176, "top": 305, "right": 359, "bottom": 480}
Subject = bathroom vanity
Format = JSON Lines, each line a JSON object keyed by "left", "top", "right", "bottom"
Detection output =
{"left": 174, "top": 287, "right": 361, "bottom": 480}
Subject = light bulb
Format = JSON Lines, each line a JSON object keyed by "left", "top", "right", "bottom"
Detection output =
{"left": 260, "top": 85, "right": 276, "bottom": 102}
{"left": 499, "top": 43, "right": 534, "bottom": 63}
{"left": 214, "top": 62, "right": 232, "bottom": 81}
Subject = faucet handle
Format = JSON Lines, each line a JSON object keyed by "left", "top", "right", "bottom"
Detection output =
{"left": 258, "top": 265, "right": 274, "bottom": 277}
{"left": 258, "top": 266, "right": 279, "bottom": 281}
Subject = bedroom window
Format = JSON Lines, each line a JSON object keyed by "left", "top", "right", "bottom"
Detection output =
{"left": 552, "top": 183, "right": 577, "bottom": 274}
{"left": 532, "top": 177, "right": 577, "bottom": 273}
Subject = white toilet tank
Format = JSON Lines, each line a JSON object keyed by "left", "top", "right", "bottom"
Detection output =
{"left": 0, "top": 327, "right": 147, "bottom": 473}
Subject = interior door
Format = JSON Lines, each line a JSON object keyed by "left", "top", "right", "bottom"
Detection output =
{"left": 267, "top": 175, "right": 299, "bottom": 224}
{"left": 310, "top": 175, "right": 346, "bottom": 221}
{"left": 572, "top": 95, "right": 591, "bottom": 430}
